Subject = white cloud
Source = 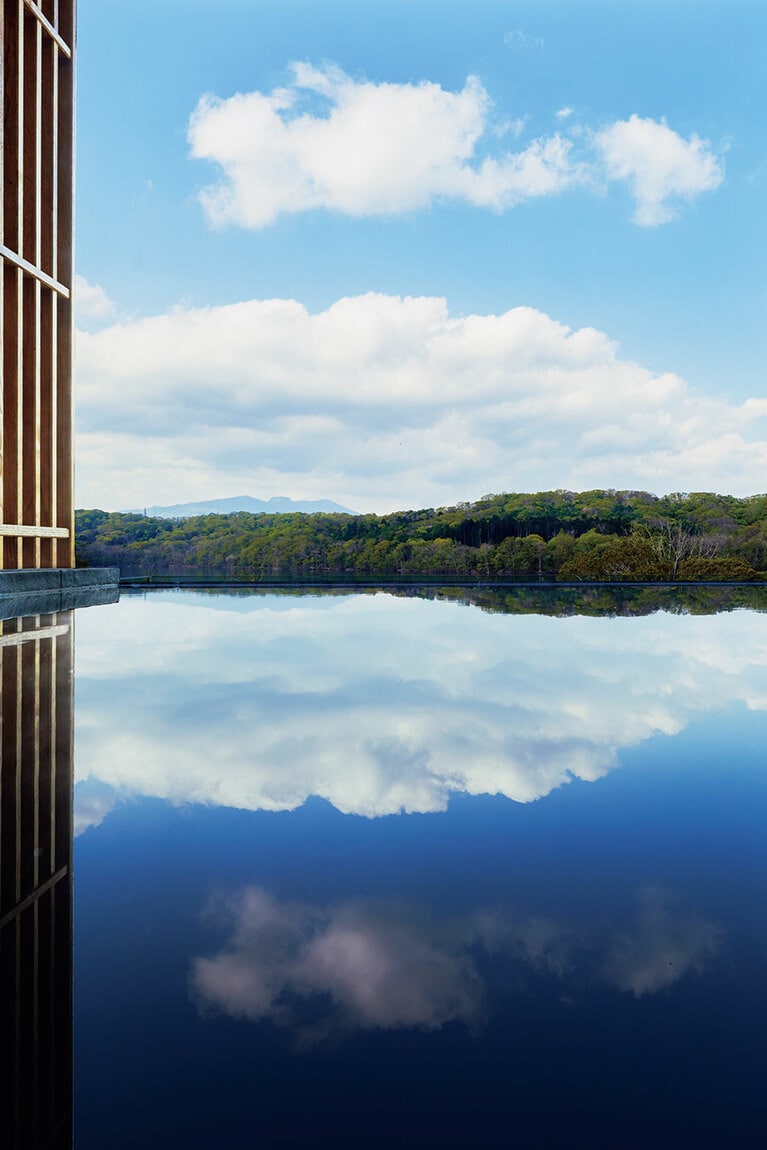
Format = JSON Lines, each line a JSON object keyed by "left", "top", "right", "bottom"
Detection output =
{"left": 189, "top": 66, "right": 507, "bottom": 226}
{"left": 74, "top": 293, "right": 767, "bottom": 512}
{"left": 593, "top": 114, "right": 724, "bottom": 226}
{"left": 556, "top": 106, "right": 574, "bottom": 120}
{"left": 74, "top": 275, "right": 117, "bottom": 328}
{"left": 187, "top": 64, "right": 722, "bottom": 230}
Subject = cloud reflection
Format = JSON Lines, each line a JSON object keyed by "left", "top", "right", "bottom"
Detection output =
{"left": 190, "top": 886, "right": 723, "bottom": 1043}
{"left": 603, "top": 888, "right": 724, "bottom": 997}
{"left": 73, "top": 593, "right": 767, "bottom": 827}
{"left": 193, "top": 890, "right": 484, "bottom": 1039}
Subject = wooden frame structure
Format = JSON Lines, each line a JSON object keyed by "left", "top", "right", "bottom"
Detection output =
{"left": 1, "top": 0, "right": 75, "bottom": 570}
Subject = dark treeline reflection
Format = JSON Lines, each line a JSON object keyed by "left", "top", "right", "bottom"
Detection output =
{"left": 131, "top": 582, "right": 767, "bottom": 617}
{"left": 404, "top": 582, "right": 767, "bottom": 617}
{"left": 0, "top": 612, "right": 73, "bottom": 1150}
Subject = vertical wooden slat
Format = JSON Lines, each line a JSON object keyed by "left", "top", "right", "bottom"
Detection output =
{"left": 48, "top": 611, "right": 57, "bottom": 863}
{"left": 33, "top": 633, "right": 42, "bottom": 887}
{"left": 22, "top": 10, "right": 38, "bottom": 267}
{"left": 0, "top": 2, "right": 5, "bottom": 571}
{"left": 52, "top": 617, "right": 71, "bottom": 873}
{"left": 34, "top": 13, "right": 45, "bottom": 569}
{"left": 40, "top": 30, "right": 53, "bottom": 275}
{"left": 34, "top": 16, "right": 42, "bottom": 264}
{"left": 3, "top": 267, "right": 22, "bottom": 568}
{"left": 55, "top": 10, "right": 73, "bottom": 567}
{"left": 58, "top": 0, "right": 72, "bottom": 48}
{"left": 0, "top": 632, "right": 19, "bottom": 911}
{"left": 0, "top": 251, "right": 14, "bottom": 565}
{"left": 3, "top": 0, "right": 21, "bottom": 257}
{"left": 19, "top": 618, "right": 38, "bottom": 899}
{"left": 51, "top": 20, "right": 61, "bottom": 567}
{"left": 37, "top": 615, "right": 54, "bottom": 878}
{"left": 0, "top": 627, "right": 21, "bottom": 909}
{"left": 3, "top": 3, "right": 21, "bottom": 568}
{"left": 21, "top": 276, "right": 40, "bottom": 567}
{"left": 40, "top": 27, "right": 56, "bottom": 567}
{"left": 39, "top": 289, "right": 53, "bottom": 564}
{"left": 14, "top": 268, "right": 23, "bottom": 570}
{"left": 55, "top": 295, "right": 71, "bottom": 565}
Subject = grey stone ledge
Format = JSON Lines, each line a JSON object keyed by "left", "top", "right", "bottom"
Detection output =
{"left": 0, "top": 567, "right": 119, "bottom": 594}
{"left": 0, "top": 568, "right": 120, "bottom": 619}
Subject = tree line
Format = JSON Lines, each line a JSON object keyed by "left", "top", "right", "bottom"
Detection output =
{"left": 75, "top": 488, "right": 767, "bottom": 581}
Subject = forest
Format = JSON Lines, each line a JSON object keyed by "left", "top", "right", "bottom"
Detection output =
{"left": 75, "top": 489, "right": 767, "bottom": 581}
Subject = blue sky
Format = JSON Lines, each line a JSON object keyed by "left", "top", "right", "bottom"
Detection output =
{"left": 74, "top": 0, "right": 766, "bottom": 512}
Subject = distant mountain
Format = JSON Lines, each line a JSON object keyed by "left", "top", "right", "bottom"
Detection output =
{"left": 130, "top": 495, "right": 356, "bottom": 518}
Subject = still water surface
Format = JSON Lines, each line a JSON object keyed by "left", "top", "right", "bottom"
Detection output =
{"left": 73, "top": 589, "right": 767, "bottom": 1147}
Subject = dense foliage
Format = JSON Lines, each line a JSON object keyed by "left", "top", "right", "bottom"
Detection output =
{"left": 76, "top": 489, "right": 767, "bottom": 581}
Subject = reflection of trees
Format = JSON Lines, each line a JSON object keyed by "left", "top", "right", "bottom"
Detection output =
{"left": 0, "top": 613, "right": 73, "bottom": 1149}
{"left": 120, "top": 583, "right": 767, "bottom": 618}
{"left": 384, "top": 584, "right": 767, "bottom": 618}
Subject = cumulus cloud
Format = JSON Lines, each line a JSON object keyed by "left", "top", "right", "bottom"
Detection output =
{"left": 188, "top": 64, "right": 584, "bottom": 227}
{"left": 187, "top": 64, "right": 723, "bottom": 229}
{"left": 74, "top": 275, "right": 117, "bottom": 328}
{"left": 190, "top": 884, "right": 723, "bottom": 1042}
{"left": 74, "top": 292, "right": 767, "bottom": 512}
{"left": 73, "top": 591, "right": 767, "bottom": 823}
{"left": 593, "top": 114, "right": 724, "bottom": 225}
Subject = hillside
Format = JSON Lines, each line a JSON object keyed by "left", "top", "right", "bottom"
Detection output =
{"left": 76, "top": 489, "right": 767, "bottom": 581}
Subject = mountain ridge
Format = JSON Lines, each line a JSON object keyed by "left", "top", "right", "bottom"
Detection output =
{"left": 127, "top": 495, "right": 356, "bottom": 518}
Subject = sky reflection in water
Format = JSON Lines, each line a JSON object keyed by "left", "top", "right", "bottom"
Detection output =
{"left": 74, "top": 588, "right": 767, "bottom": 824}
{"left": 74, "top": 590, "right": 767, "bottom": 1148}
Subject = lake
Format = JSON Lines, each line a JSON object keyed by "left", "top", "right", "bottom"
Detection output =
{"left": 6, "top": 586, "right": 767, "bottom": 1147}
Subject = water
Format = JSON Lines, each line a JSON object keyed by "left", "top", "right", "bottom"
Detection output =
{"left": 69, "top": 589, "right": 767, "bottom": 1146}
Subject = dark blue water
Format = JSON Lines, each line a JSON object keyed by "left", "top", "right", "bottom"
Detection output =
{"left": 73, "top": 590, "right": 767, "bottom": 1147}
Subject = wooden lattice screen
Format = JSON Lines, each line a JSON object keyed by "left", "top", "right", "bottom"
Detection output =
{"left": 1, "top": 0, "right": 75, "bottom": 570}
